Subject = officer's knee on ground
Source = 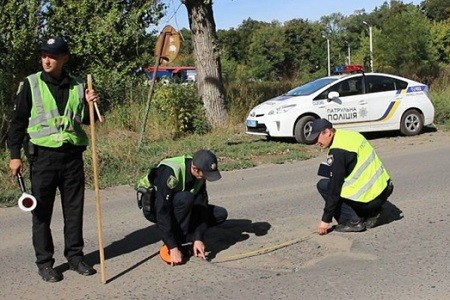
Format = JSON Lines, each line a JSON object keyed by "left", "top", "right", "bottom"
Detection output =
{"left": 210, "top": 205, "right": 228, "bottom": 225}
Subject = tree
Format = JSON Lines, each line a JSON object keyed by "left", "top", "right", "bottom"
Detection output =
{"left": 0, "top": 0, "right": 43, "bottom": 146}
{"left": 44, "top": 0, "right": 164, "bottom": 105}
{"left": 376, "top": 5, "right": 435, "bottom": 78}
{"left": 420, "top": 0, "right": 450, "bottom": 21}
{"left": 429, "top": 20, "right": 450, "bottom": 64}
{"left": 182, "top": 0, "right": 228, "bottom": 128}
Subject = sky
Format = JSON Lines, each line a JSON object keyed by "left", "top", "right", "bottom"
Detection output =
{"left": 160, "top": 0, "right": 423, "bottom": 31}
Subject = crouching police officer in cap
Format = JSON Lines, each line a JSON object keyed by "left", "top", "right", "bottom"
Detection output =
{"left": 307, "top": 119, "right": 393, "bottom": 235}
{"left": 137, "top": 149, "right": 228, "bottom": 266}
{"left": 7, "top": 36, "right": 99, "bottom": 282}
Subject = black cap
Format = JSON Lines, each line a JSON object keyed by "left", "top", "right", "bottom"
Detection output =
{"left": 41, "top": 36, "right": 69, "bottom": 55}
{"left": 192, "top": 149, "right": 222, "bottom": 182}
{"left": 306, "top": 118, "right": 333, "bottom": 142}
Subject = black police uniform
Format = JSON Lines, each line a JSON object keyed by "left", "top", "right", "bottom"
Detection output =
{"left": 7, "top": 69, "right": 92, "bottom": 270}
{"left": 317, "top": 147, "right": 390, "bottom": 224}
{"left": 151, "top": 158, "right": 227, "bottom": 250}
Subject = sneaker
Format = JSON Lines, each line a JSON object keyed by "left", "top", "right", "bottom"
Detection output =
{"left": 335, "top": 219, "right": 366, "bottom": 232}
{"left": 364, "top": 209, "right": 383, "bottom": 229}
{"left": 69, "top": 261, "right": 96, "bottom": 276}
{"left": 38, "top": 266, "right": 63, "bottom": 282}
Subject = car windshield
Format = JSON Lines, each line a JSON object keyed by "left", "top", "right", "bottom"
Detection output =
{"left": 286, "top": 77, "right": 338, "bottom": 96}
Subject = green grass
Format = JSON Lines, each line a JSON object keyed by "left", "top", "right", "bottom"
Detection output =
{"left": 1, "top": 75, "right": 449, "bottom": 207}
{"left": 0, "top": 126, "right": 318, "bottom": 206}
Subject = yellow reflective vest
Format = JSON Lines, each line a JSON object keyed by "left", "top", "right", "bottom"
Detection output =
{"left": 137, "top": 155, "right": 204, "bottom": 194}
{"left": 330, "top": 130, "right": 390, "bottom": 203}
{"left": 26, "top": 72, "right": 88, "bottom": 148}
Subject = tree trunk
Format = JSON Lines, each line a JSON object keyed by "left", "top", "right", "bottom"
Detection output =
{"left": 183, "top": 0, "right": 228, "bottom": 128}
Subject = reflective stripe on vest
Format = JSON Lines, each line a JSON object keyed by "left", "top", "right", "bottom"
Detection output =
{"left": 330, "top": 130, "right": 390, "bottom": 203}
{"left": 26, "top": 72, "right": 88, "bottom": 147}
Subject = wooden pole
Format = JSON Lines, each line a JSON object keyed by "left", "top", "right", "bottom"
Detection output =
{"left": 137, "top": 55, "right": 162, "bottom": 149}
{"left": 87, "top": 74, "right": 107, "bottom": 284}
{"left": 138, "top": 25, "right": 180, "bottom": 149}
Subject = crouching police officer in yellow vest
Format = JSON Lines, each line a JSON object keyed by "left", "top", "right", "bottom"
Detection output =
{"left": 136, "top": 149, "right": 228, "bottom": 266}
{"left": 7, "top": 36, "right": 99, "bottom": 282}
{"left": 306, "top": 119, "right": 394, "bottom": 235}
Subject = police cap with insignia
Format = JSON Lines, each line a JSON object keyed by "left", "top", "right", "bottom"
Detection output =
{"left": 41, "top": 36, "right": 69, "bottom": 55}
{"left": 306, "top": 118, "right": 333, "bottom": 142}
{"left": 192, "top": 149, "right": 222, "bottom": 182}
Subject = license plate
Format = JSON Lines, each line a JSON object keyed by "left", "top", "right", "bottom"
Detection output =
{"left": 246, "top": 119, "right": 257, "bottom": 127}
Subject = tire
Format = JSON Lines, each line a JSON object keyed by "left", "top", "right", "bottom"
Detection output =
{"left": 400, "top": 109, "right": 423, "bottom": 136}
{"left": 294, "top": 116, "right": 316, "bottom": 144}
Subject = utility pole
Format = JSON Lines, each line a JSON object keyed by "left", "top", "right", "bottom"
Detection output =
{"left": 363, "top": 21, "right": 374, "bottom": 72}
{"left": 322, "top": 34, "right": 330, "bottom": 76}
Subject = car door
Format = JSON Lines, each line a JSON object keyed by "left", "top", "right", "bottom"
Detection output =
{"left": 313, "top": 75, "right": 365, "bottom": 125}
{"left": 362, "top": 75, "right": 406, "bottom": 126}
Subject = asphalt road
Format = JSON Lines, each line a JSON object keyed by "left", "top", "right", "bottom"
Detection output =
{"left": 1, "top": 129, "right": 449, "bottom": 300}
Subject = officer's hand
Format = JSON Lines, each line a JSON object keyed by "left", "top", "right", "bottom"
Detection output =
{"left": 193, "top": 240, "right": 206, "bottom": 260}
{"left": 9, "top": 159, "right": 22, "bottom": 177}
{"left": 317, "top": 221, "right": 330, "bottom": 235}
{"left": 85, "top": 89, "right": 99, "bottom": 103}
{"left": 170, "top": 247, "right": 183, "bottom": 266}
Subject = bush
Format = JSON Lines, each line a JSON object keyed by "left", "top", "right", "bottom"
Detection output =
{"left": 0, "top": 69, "right": 17, "bottom": 148}
{"left": 152, "top": 83, "right": 209, "bottom": 136}
{"left": 430, "top": 65, "right": 450, "bottom": 126}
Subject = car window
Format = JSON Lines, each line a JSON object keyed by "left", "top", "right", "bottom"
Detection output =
{"left": 314, "top": 77, "right": 363, "bottom": 100}
{"left": 366, "top": 75, "right": 408, "bottom": 93}
{"left": 286, "top": 77, "right": 338, "bottom": 96}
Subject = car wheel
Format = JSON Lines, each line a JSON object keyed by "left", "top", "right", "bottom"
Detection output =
{"left": 294, "top": 116, "right": 316, "bottom": 144}
{"left": 400, "top": 109, "right": 423, "bottom": 136}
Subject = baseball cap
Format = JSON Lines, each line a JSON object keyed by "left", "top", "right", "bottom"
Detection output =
{"left": 306, "top": 118, "right": 333, "bottom": 142}
{"left": 41, "top": 36, "right": 69, "bottom": 55}
{"left": 192, "top": 149, "right": 222, "bottom": 182}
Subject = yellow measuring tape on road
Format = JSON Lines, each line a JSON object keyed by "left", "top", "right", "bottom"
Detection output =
{"left": 212, "top": 231, "right": 316, "bottom": 264}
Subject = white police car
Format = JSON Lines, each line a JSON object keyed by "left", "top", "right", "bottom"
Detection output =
{"left": 245, "top": 65, "right": 435, "bottom": 144}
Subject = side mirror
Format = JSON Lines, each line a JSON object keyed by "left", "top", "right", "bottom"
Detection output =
{"left": 327, "top": 91, "right": 339, "bottom": 102}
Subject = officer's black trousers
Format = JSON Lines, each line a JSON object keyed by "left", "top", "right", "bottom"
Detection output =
{"left": 171, "top": 191, "right": 227, "bottom": 245}
{"left": 30, "top": 148, "right": 85, "bottom": 269}
{"left": 317, "top": 178, "right": 389, "bottom": 223}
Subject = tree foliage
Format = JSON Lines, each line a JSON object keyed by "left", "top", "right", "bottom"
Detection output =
{"left": 420, "top": 0, "right": 450, "bottom": 21}
{"left": 213, "top": 0, "right": 450, "bottom": 83}
{"left": 2, "top": 0, "right": 450, "bottom": 145}
{"left": 44, "top": 0, "right": 165, "bottom": 106}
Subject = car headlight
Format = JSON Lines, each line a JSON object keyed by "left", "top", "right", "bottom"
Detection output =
{"left": 268, "top": 104, "right": 296, "bottom": 115}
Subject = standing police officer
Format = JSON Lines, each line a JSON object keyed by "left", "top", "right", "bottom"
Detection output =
{"left": 7, "top": 36, "right": 98, "bottom": 282}
{"left": 137, "top": 149, "right": 228, "bottom": 266}
{"left": 307, "top": 119, "right": 393, "bottom": 235}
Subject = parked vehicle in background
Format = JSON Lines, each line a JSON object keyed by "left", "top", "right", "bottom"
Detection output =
{"left": 137, "top": 66, "right": 197, "bottom": 83}
{"left": 245, "top": 65, "right": 435, "bottom": 144}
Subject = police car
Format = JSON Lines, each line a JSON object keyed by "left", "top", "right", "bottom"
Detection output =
{"left": 245, "top": 65, "right": 435, "bottom": 144}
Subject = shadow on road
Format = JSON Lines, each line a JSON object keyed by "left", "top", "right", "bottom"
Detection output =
{"left": 376, "top": 200, "right": 404, "bottom": 227}
{"left": 56, "top": 220, "right": 271, "bottom": 282}
{"left": 55, "top": 225, "right": 162, "bottom": 283}
{"left": 362, "top": 125, "right": 437, "bottom": 141}
{"left": 88, "top": 225, "right": 161, "bottom": 264}
{"left": 205, "top": 219, "right": 271, "bottom": 261}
